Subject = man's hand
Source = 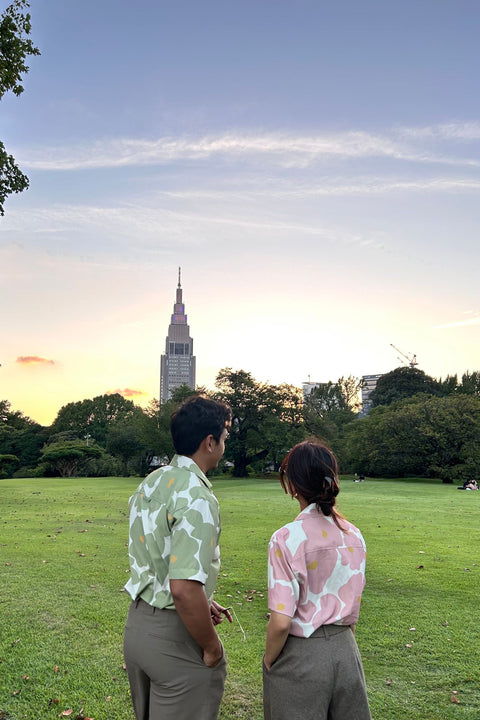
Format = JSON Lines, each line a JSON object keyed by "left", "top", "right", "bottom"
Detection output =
{"left": 210, "top": 600, "right": 233, "bottom": 626}
{"left": 170, "top": 580, "right": 228, "bottom": 668}
{"left": 203, "top": 639, "right": 224, "bottom": 667}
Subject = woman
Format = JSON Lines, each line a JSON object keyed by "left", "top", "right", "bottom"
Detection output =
{"left": 263, "top": 439, "right": 371, "bottom": 720}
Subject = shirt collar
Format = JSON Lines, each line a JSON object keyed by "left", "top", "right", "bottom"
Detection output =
{"left": 170, "top": 454, "right": 213, "bottom": 489}
{"left": 296, "top": 503, "right": 326, "bottom": 520}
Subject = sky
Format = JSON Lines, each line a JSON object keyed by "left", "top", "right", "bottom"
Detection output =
{"left": 1, "top": 0, "right": 480, "bottom": 426}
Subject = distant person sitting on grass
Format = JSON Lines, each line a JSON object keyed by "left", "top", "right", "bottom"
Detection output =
{"left": 458, "top": 479, "right": 479, "bottom": 490}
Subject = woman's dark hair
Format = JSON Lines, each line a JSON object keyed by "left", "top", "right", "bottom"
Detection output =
{"left": 279, "top": 439, "right": 345, "bottom": 528}
{"left": 170, "top": 394, "right": 231, "bottom": 456}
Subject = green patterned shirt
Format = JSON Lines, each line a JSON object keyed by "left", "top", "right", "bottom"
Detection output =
{"left": 124, "top": 455, "right": 221, "bottom": 609}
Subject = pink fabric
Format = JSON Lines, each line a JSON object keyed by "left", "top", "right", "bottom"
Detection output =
{"left": 268, "top": 504, "right": 366, "bottom": 638}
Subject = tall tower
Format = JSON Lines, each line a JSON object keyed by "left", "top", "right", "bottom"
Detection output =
{"left": 160, "top": 268, "right": 196, "bottom": 403}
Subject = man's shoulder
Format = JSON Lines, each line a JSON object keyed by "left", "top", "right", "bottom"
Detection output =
{"left": 136, "top": 464, "right": 176, "bottom": 493}
{"left": 133, "top": 457, "right": 209, "bottom": 505}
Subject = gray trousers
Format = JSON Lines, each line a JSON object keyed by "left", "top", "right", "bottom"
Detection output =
{"left": 263, "top": 625, "right": 371, "bottom": 720}
{"left": 124, "top": 599, "right": 227, "bottom": 720}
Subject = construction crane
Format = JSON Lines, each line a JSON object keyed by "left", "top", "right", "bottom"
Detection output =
{"left": 390, "top": 344, "right": 418, "bottom": 368}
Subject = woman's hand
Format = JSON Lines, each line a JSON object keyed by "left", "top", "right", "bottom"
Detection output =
{"left": 264, "top": 610, "right": 292, "bottom": 670}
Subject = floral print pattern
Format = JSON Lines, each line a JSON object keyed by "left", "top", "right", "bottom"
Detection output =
{"left": 268, "top": 503, "right": 366, "bottom": 637}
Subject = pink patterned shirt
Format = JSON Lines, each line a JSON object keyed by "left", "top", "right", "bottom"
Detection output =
{"left": 268, "top": 504, "right": 367, "bottom": 638}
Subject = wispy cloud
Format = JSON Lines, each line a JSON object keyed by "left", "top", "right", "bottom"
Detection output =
{"left": 234, "top": 177, "right": 480, "bottom": 197}
{"left": 435, "top": 317, "right": 480, "bottom": 329}
{"left": 18, "top": 128, "right": 477, "bottom": 172}
{"left": 399, "top": 122, "right": 480, "bottom": 141}
{"left": 0, "top": 203, "right": 387, "bottom": 254}
{"left": 16, "top": 356, "right": 55, "bottom": 365}
{"left": 107, "top": 388, "right": 147, "bottom": 398}
{"left": 3, "top": 173, "right": 480, "bottom": 245}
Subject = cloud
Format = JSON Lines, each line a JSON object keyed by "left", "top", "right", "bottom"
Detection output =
{"left": 17, "top": 129, "right": 456, "bottom": 172}
{"left": 435, "top": 317, "right": 480, "bottom": 329}
{"left": 107, "top": 388, "right": 148, "bottom": 398}
{"left": 3, "top": 171, "right": 480, "bottom": 252}
{"left": 398, "top": 122, "right": 480, "bottom": 141}
{"left": 16, "top": 356, "right": 55, "bottom": 366}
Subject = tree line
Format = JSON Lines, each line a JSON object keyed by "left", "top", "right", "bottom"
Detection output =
{"left": 344, "top": 368, "right": 480, "bottom": 483}
{"left": 1, "top": 367, "right": 480, "bottom": 482}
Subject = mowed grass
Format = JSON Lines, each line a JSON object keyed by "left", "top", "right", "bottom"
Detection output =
{"left": 0, "top": 475, "right": 479, "bottom": 720}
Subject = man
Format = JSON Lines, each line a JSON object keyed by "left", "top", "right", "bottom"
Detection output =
{"left": 124, "top": 394, "right": 232, "bottom": 720}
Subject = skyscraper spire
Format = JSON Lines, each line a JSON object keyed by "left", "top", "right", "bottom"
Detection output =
{"left": 160, "top": 269, "right": 196, "bottom": 403}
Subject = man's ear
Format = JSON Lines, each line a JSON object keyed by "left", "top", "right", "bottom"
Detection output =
{"left": 201, "top": 434, "right": 215, "bottom": 454}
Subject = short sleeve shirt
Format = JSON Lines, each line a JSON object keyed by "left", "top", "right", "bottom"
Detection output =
{"left": 268, "top": 504, "right": 366, "bottom": 637}
{"left": 124, "top": 455, "right": 221, "bottom": 608}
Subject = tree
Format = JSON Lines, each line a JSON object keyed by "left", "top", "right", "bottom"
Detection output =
{"left": 41, "top": 440, "right": 102, "bottom": 478}
{"left": 342, "top": 402, "right": 429, "bottom": 478}
{"left": 342, "top": 394, "right": 480, "bottom": 482}
{"left": 169, "top": 384, "right": 206, "bottom": 404}
{"left": 106, "top": 422, "right": 146, "bottom": 476}
{"left": 137, "top": 387, "right": 206, "bottom": 472}
{"left": 0, "top": 398, "right": 33, "bottom": 428}
{"left": 138, "top": 398, "right": 173, "bottom": 469}
{"left": 370, "top": 367, "right": 440, "bottom": 407}
{"left": 117, "top": 387, "right": 209, "bottom": 477}
{"left": 303, "top": 376, "right": 362, "bottom": 449}
{"left": 437, "top": 374, "right": 459, "bottom": 396}
{"left": 0, "top": 0, "right": 40, "bottom": 214}
{"left": 260, "top": 383, "right": 305, "bottom": 471}
{"left": 338, "top": 375, "right": 363, "bottom": 412}
{"left": 420, "top": 394, "right": 480, "bottom": 482}
{"left": 214, "top": 369, "right": 303, "bottom": 476}
{"left": 437, "top": 371, "right": 480, "bottom": 397}
{"left": 51, "top": 393, "right": 143, "bottom": 445}
{"left": 0, "top": 453, "right": 18, "bottom": 476}
{"left": 457, "top": 371, "right": 480, "bottom": 397}
{"left": 0, "top": 399, "right": 46, "bottom": 475}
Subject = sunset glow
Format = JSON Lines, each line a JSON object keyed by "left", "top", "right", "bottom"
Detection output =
{"left": 1, "top": 1, "right": 479, "bottom": 425}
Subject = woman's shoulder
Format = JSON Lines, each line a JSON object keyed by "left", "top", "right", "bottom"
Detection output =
{"left": 269, "top": 511, "right": 365, "bottom": 547}
{"left": 341, "top": 519, "right": 366, "bottom": 547}
{"left": 300, "top": 509, "right": 365, "bottom": 545}
{"left": 269, "top": 515, "right": 307, "bottom": 546}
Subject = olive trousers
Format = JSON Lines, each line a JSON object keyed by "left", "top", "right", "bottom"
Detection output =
{"left": 124, "top": 599, "right": 227, "bottom": 720}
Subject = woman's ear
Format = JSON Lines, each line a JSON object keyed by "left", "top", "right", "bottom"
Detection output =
{"left": 288, "top": 479, "right": 298, "bottom": 499}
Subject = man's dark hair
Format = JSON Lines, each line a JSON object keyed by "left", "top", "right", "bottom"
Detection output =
{"left": 170, "top": 394, "right": 231, "bottom": 456}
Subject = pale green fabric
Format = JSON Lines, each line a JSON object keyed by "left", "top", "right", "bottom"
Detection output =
{"left": 124, "top": 455, "right": 221, "bottom": 608}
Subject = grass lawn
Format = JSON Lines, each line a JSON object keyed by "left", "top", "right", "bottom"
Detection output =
{"left": 0, "top": 475, "right": 479, "bottom": 719}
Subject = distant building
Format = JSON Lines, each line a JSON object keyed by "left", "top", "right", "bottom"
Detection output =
{"left": 360, "top": 374, "right": 383, "bottom": 414}
{"left": 302, "top": 381, "right": 328, "bottom": 401}
{"left": 160, "top": 268, "right": 196, "bottom": 404}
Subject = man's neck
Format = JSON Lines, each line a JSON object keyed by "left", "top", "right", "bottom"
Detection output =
{"left": 188, "top": 451, "right": 209, "bottom": 475}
